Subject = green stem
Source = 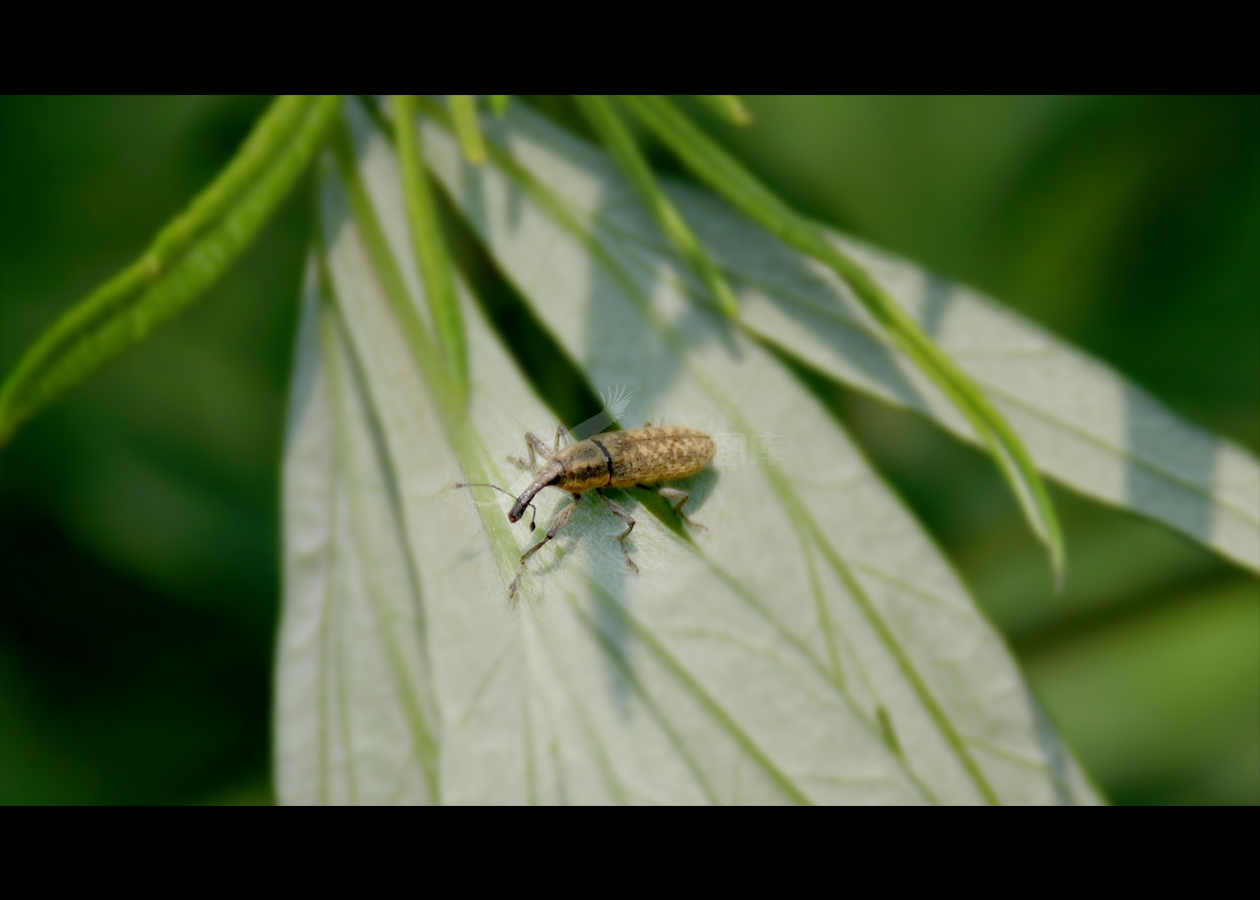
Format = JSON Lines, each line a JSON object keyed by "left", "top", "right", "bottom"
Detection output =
{"left": 393, "top": 95, "right": 469, "bottom": 402}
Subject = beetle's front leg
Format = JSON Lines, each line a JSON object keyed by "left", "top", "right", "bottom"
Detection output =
{"left": 509, "top": 493, "right": 581, "bottom": 597}
{"left": 508, "top": 431, "right": 553, "bottom": 474}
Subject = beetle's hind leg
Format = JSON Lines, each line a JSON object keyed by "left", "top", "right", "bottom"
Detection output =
{"left": 509, "top": 493, "right": 580, "bottom": 598}
{"left": 508, "top": 431, "right": 552, "bottom": 474}
{"left": 652, "top": 486, "right": 707, "bottom": 532}
{"left": 596, "top": 491, "right": 639, "bottom": 574}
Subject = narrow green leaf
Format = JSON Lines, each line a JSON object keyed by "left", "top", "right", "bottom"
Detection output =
{"left": 695, "top": 94, "right": 752, "bottom": 126}
{"left": 392, "top": 95, "right": 469, "bottom": 401}
{"left": 148, "top": 95, "right": 315, "bottom": 260}
{"left": 328, "top": 119, "right": 457, "bottom": 428}
{"left": 488, "top": 95, "right": 511, "bottom": 118}
{"left": 327, "top": 109, "right": 509, "bottom": 553}
{"left": 619, "top": 94, "right": 1066, "bottom": 586}
{"left": 573, "top": 95, "right": 740, "bottom": 318}
{"left": 448, "top": 95, "right": 487, "bottom": 165}
{"left": 0, "top": 95, "right": 342, "bottom": 448}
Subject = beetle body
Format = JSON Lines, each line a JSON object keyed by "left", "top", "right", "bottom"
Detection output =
{"left": 458, "top": 424, "right": 714, "bottom": 597}
{"left": 510, "top": 425, "right": 715, "bottom": 522}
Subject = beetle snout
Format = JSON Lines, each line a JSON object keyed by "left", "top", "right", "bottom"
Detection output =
{"left": 509, "top": 490, "right": 534, "bottom": 523}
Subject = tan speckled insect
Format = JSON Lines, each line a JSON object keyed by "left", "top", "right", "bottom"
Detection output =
{"left": 457, "top": 424, "right": 715, "bottom": 597}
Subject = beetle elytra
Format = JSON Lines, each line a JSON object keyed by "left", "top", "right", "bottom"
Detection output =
{"left": 457, "top": 424, "right": 715, "bottom": 597}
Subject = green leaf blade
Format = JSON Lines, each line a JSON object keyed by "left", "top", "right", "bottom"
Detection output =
{"left": 283, "top": 105, "right": 1013, "bottom": 804}
{"left": 448, "top": 95, "right": 487, "bottom": 165}
{"left": 0, "top": 95, "right": 342, "bottom": 448}
{"left": 392, "top": 95, "right": 469, "bottom": 401}
{"left": 695, "top": 95, "right": 753, "bottom": 126}
{"left": 147, "top": 94, "right": 316, "bottom": 262}
{"left": 277, "top": 262, "right": 441, "bottom": 804}
{"left": 574, "top": 95, "right": 740, "bottom": 318}
{"left": 276, "top": 97, "right": 1101, "bottom": 804}
{"left": 620, "top": 95, "right": 1066, "bottom": 584}
{"left": 490, "top": 102, "right": 1259, "bottom": 574}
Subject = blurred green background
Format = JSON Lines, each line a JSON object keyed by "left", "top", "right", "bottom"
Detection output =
{"left": 1, "top": 96, "right": 1256, "bottom": 805}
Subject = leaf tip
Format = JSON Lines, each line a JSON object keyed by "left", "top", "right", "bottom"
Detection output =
{"left": 697, "top": 95, "right": 753, "bottom": 127}
{"left": 1048, "top": 539, "right": 1067, "bottom": 594}
{"left": 449, "top": 95, "right": 489, "bottom": 166}
{"left": 488, "top": 95, "right": 511, "bottom": 119}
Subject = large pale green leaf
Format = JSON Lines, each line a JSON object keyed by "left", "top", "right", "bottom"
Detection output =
{"left": 275, "top": 102, "right": 1099, "bottom": 804}
{"left": 277, "top": 258, "right": 440, "bottom": 805}
{"left": 421, "top": 102, "right": 1259, "bottom": 576}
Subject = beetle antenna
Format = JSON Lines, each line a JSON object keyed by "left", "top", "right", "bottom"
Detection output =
{"left": 453, "top": 482, "right": 539, "bottom": 531}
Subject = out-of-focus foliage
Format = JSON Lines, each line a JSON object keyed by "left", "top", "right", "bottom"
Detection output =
{"left": 1, "top": 96, "right": 1256, "bottom": 804}
{"left": 0, "top": 96, "right": 301, "bottom": 804}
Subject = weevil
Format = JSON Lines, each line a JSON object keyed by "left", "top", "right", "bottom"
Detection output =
{"left": 457, "top": 424, "right": 715, "bottom": 597}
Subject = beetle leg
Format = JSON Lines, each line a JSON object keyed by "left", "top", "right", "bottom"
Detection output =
{"left": 509, "top": 431, "right": 552, "bottom": 473}
{"left": 555, "top": 424, "right": 573, "bottom": 452}
{"left": 655, "top": 486, "right": 707, "bottom": 532}
{"left": 596, "top": 490, "right": 639, "bottom": 574}
{"left": 509, "top": 493, "right": 581, "bottom": 597}
{"left": 530, "top": 431, "right": 553, "bottom": 459}
{"left": 507, "top": 454, "right": 531, "bottom": 471}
